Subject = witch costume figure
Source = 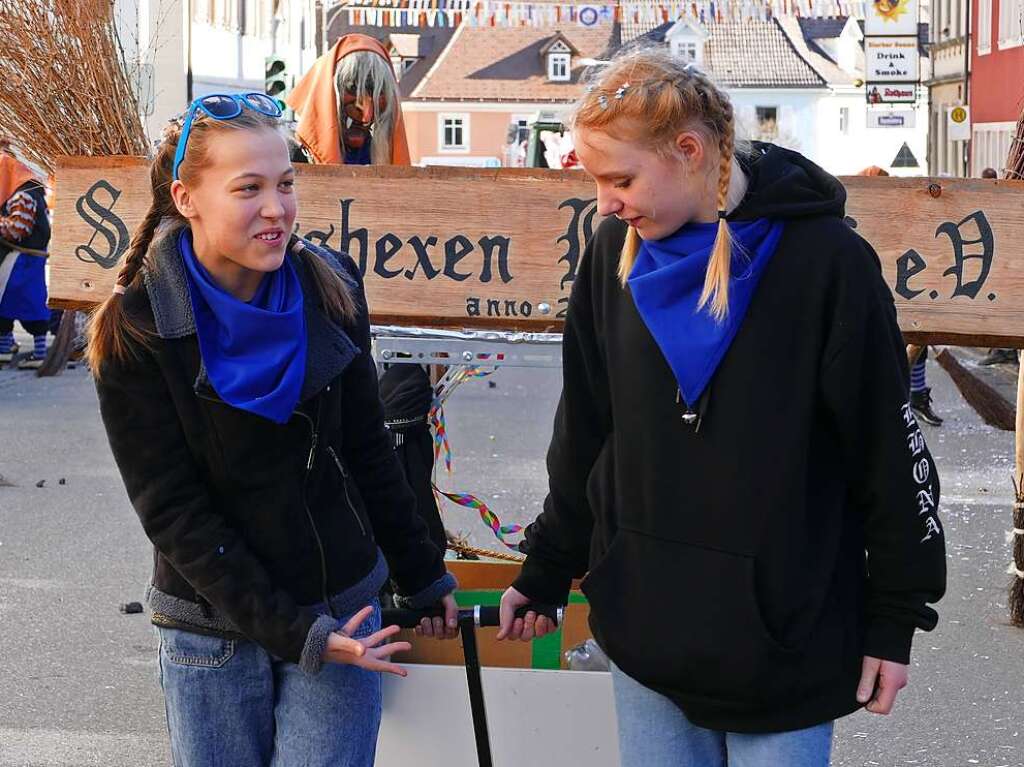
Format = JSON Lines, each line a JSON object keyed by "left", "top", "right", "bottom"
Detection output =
{"left": 0, "top": 139, "right": 52, "bottom": 369}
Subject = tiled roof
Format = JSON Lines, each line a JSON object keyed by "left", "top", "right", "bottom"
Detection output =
{"left": 408, "top": 24, "right": 617, "bottom": 101}
{"left": 632, "top": 19, "right": 826, "bottom": 88}
{"left": 776, "top": 16, "right": 855, "bottom": 85}
{"left": 707, "top": 20, "right": 826, "bottom": 87}
{"left": 620, "top": 15, "right": 669, "bottom": 44}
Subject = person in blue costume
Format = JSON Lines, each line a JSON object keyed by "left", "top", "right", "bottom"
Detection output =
{"left": 497, "top": 50, "right": 946, "bottom": 766}
{"left": 0, "top": 137, "right": 52, "bottom": 369}
{"left": 86, "top": 94, "right": 457, "bottom": 766}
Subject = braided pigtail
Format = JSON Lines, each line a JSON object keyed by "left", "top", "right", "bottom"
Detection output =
{"left": 87, "top": 123, "right": 184, "bottom": 373}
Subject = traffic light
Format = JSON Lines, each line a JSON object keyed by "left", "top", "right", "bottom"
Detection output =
{"left": 265, "top": 55, "right": 288, "bottom": 112}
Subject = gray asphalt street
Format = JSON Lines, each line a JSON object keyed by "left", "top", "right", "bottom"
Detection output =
{"left": 1, "top": 354, "right": 1022, "bottom": 766}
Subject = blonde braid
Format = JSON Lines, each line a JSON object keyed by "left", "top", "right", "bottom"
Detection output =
{"left": 698, "top": 90, "right": 735, "bottom": 321}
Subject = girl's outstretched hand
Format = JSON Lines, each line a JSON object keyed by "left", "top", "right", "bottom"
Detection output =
{"left": 322, "top": 605, "right": 411, "bottom": 676}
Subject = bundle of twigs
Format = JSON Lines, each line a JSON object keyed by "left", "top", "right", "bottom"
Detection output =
{"left": 0, "top": 0, "right": 149, "bottom": 377}
{"left": 1008, "top": 103, "right": 1024, "bottom": 626}
{"left": 0, "top": 0, "right": 149, "bottom": 177}
{"left": 1005, "top": 108, "right": 1023, "bottom": 181}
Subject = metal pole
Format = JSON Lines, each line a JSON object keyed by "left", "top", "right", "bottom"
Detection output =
{"left": 458, "top": 613, "right": 494, "bottom": 767}
{"left": 962, "top": 0, "right": 972, "bottom": 176}
{"left": 186, "top": 0, "right": 194, "bottom": 102}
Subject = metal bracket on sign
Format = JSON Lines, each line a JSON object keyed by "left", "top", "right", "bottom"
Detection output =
{"left": 371, "top": 325, "right": 563, "bottom": 369}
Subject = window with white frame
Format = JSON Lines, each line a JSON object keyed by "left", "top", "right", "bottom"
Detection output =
{"left": 515, "top": 118, "right": 530, "bottom": 145}
{"left": 979, "top": 0, "right": 993, "bottom": 52}
{"left": 973, "top": 123, "right": 1014, "bottom": 175}
{"left": 755, "top": 106, "right": 779, "bottom": 140}
{"left": 672, "top": 40, "right": 699, "bottom": 63}
{"left": 440, "top": 114, "right": 469, "bottom": 151}
{"left": 193, "top": 0, "right": 212, "bottom": 23}
{"left": 211, "top": 0, "right": 228, "bottom": 27}
{"left": 548, "top": 53, "right": 571, "bottom": 81}
{"left": 258, "top": 0, "right": 275, "bottom": 38}
{"left": 998, "top": 0, "right": 1024, "bottom": 46}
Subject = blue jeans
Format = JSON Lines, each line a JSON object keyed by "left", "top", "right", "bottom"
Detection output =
{"left": 611, "top": 662, "right": 834, "bottom": 767}
{"left": 157, "top": 600, "right": 382, "bottom": 767}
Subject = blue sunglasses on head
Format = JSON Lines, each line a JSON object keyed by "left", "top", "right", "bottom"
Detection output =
{"left": 172, "top": 92, "right": 283, "bottom": 181}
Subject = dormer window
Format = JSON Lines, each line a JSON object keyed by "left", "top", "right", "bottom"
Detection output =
{"left": 548, "top": 52, "right": 571, "bottom": 81}
{"left": 674, "top": 40, "right": 698, "bottom": 63}
{"left": 665, "top": 20, "right": 708, "bottom": 67}
{"left": 540, "top": 34, "right": 579, "bottom": 82}
{"left": 387, "top": 33, "right": 426, "bottom": 82}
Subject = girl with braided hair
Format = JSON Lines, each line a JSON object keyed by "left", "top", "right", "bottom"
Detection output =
{"left": 87, "top": 95, "right": 456, "bottom": 766}
{"left": 497, "top": 49, "right": 946, "bottom": 765}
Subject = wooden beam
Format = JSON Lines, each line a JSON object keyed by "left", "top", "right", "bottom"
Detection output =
{"left": 49, "top": 158, "right": 1024, "bottom": 346}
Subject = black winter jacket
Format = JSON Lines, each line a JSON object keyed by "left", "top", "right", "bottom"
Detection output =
{"left": 512, "top": 144, "right": 946, "bottom": 732}
{"left": 96, "top": 232, "right": 454, "bottom": 673}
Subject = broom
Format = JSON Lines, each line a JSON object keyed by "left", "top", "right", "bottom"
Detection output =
{"left": 934, "top": 348, "right": 1016, "bottom": 431}
{"left": 1005, "top": 106, "right": 1024, "bottom": 625}
{"left": 0, "top": 0, "right": 149, "bottom": 175}
{"left": 0, "top": 0, "right": 150, "bottom": 376}
{"left": 1013, "top": 366, "right": 1024, "bottom": 626}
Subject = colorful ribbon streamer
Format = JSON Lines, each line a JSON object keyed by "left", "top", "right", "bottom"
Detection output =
{"left": 435, "top": 488, "right": 524, "bottom": 550}
{"left": 426, "top": 365, "right": 525, "bottom": 549}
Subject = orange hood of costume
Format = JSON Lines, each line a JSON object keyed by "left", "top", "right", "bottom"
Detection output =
{"left": 286, "top": 35, "right": 411, "bottom": 166}
{"left": 0, "top": 154, "right": 39, "bottom": 207}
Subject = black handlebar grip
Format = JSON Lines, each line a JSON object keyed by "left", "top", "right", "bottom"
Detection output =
{"left": 380, "top": 603, "right": 562, "bottom": 629}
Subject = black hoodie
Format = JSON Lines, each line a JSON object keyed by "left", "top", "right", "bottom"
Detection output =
{"left": 512, "top": 144, "right": 947, "bottom": 733}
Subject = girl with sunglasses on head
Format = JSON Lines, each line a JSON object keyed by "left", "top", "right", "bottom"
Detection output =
{"left": 497, "top": 50, "right": 947, "bottom": 766}
{"left": 88, "top": 93, "right": 457, "bottom": 766}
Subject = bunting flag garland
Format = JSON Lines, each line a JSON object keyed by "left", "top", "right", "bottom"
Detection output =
{"left": 341, "top": 0, "right": 869, "bottom": 28}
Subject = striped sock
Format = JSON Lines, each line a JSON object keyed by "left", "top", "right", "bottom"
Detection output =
{"left": 33, "top": 335, "right": 47, "bottom": 359}
{"left": 910, "top": 359, "right": 927, "bottom": 393}
{"left": 0, "top": 333, "right": 12, "bottom": 354}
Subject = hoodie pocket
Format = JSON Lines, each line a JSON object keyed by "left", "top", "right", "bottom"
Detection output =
{"left": 581, "top": 527, "right": 799, "bottom": 704}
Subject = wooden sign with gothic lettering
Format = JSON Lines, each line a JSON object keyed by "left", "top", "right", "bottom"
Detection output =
{"left": 50, "top": 157, "right": 1024, "bottom": 347}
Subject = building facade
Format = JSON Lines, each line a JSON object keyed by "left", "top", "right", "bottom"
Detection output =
{"left": 928, "top": 0, "right": 969, "bottom": 175}
{"left": 970, "top": 0, "right": 1024, "bottom": 175}
{"left": 115, "top": 0, "right": 320, "bottom": 142}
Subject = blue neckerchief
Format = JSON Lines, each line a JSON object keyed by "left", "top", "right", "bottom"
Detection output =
{"left": 345, "top": 135, "right": 372, "bottom": 165}
{"left": 178, "top": 229, "right": 307, "bottom": 424}
{"left": 628, "top": 218, "right": 785, "bottom": 406}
